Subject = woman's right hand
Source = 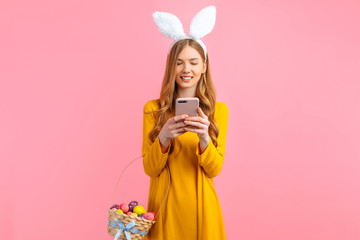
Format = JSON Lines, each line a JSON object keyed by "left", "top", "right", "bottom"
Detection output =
{"left": 158, "top": 114, "right": 189, "bottom": 153}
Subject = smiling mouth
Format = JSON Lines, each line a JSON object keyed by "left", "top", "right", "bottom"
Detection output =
{"left": 180, "top": 76, "right": 193, "bottom": 80}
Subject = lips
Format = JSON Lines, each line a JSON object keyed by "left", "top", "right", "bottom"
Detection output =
{"left": 180, "top": 76, "right": 193, "bottom": 81}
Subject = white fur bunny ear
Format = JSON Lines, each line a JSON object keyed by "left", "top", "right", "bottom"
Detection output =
{"left": 189, "top": 6, "right": 216, "bottom": 39}
{"left": 152, "top": 11, "right": 186, "bottom": 40}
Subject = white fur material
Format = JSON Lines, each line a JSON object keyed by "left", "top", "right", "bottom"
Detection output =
{"left": 152, "top": 6, "right": 217, "bottom": 61}
{"left": 152, "top": 12, "right": 186, "bottom": 40}
{"left": 189, "top": 6, "right": 216, "bottom": 39}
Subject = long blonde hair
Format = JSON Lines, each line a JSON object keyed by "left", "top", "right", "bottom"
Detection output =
{"left": 146, "top": 39, "right": 219, "bottom": 154}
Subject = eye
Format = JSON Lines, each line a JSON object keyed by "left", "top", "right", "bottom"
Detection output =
{"left": 177, "top": 62, "right": 182, "bottom": 65}
{"left": 191, "top": 63, "right": 198, "bottom": 65}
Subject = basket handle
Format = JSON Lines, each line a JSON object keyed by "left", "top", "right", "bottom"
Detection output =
{"left": 110, "top": 155, "right": 171, "bottom": 221}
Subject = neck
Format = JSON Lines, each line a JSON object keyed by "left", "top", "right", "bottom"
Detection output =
{"left": 176, "top": 86, "right": 197, "bottom": 98}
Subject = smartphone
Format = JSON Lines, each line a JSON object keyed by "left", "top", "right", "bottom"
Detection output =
{"left": 175, "top": 97, "right": 199, "bottom": 117}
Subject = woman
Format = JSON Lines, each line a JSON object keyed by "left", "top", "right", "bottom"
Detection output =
{"left": 142, "top": 36, "right": 228, "bottom": 239}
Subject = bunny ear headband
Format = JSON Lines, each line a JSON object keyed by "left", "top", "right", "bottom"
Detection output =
{"left": 152, "top": 5, "right": 216, "bottom": 62}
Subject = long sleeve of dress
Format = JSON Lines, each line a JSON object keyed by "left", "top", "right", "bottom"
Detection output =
{"left": 195, "top": 102, "right": 228, "bottom": 178}
{"left": 142, "top": 100, "right": 172, "bottom": 178}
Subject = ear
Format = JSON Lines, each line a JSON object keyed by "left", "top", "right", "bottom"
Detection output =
{"left": 203, "top": 61, "right": 207, "bottom": 73}
{"left": 152, "top": 11, "right": 186, "bottom": 40}
{"left": 189, "top": 6, "right": 216, "bottom": 39}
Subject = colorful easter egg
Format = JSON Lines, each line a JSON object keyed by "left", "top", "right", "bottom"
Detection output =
{"left": 144, "top": 212, "right": 155, "bottom": 221}
{"left": 130, "top": 213, "right": 138, "bottom": 217}
{"left": 119, "top": 203, "right": 129, "bottom": 213}
{"left": 133, "top": 205, "right": 146, "bottom": 215}
{"left": 126, "top": 211, "right": 132, "bottom": 216}
{"left": 116, "top": 209, "right": 124, "bottom": 214}
{"left": 110, "top": 204, "right": 119, "bottom": 209}
{"left": 138, "top": 215, "right": 147, "bottom": 220}
{"left": 111, "top": 208, "right": 117, "bottom": 212}
{"left": 128, "top": 201, "right": 138, "bottom": 211}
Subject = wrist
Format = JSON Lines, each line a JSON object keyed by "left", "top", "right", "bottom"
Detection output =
{"left": 159, "top": 134, "right": 170, "bottom": 151}
{"left": 199, "top": 136, "right": 210, "bottom": 152}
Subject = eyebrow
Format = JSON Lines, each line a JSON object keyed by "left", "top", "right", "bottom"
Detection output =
{"left": 177, "top": 58, "right": 199, "bottom": 61}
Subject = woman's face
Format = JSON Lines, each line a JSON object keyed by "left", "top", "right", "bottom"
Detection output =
{"left": 175, "top": 45, "right": 206, "bottom": 90}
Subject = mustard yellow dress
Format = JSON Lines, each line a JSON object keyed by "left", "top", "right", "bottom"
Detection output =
{"left": 142, "top": 99, "right": 228, "bottom": 240}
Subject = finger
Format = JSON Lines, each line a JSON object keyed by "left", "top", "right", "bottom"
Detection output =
{"left": 186, "top": 116, "right": 208, "bottom": 124}
{"left": 175, "top": 121, "right": 187, "bottom": 129}
{"left": 188, "top": 114, "right": 208, "bottom": 122}
{"left": 184, "top": 120, "right": 205, "bottom": 129}
{"left": 174, "top": 114, "right": 189, "bottom": 123}
{"left": 185, "top": 118, "right": 210, "bottom": 128}
{"left": 172, "top": 127, "right": 187, "bottom": 134}
{"left": 184, "top": 125, "right": 197, "bottom": 131}
{"left": 184, "top": 126, "right": 202, "bottom": 133}
{"left": 173, "top": 128, "right": 187, "bottom": 137}
{"left": 198, "top": 107, "right": 208, "bottom": 119}
{"left": 175, "top": 119, "right": 185, "bottom": 125}
{"left": 186, "top": 116, "right": 202, "bottom": 122}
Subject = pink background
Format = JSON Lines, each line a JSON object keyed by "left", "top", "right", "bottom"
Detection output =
{"left": 1, "top": 0, "right": 359, "bottom": 239}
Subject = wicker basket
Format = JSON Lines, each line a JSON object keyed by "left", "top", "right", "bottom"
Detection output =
{"left": 107, "top": 208, "right": 155, "bottom": 239}
{"left": 107, "top": 155, "right": 170, "bottom": 240}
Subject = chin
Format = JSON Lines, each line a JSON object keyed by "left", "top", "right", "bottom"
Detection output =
{"left": 180, "top": 83, "right": 196, "bottom": 88}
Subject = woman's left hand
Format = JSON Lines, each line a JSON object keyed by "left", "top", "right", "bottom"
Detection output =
{"left": 183, "top": 107, "right": 210, "bottom": 151}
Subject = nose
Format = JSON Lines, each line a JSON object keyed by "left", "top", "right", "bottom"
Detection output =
{"left": 182, "top": 63, "right": 191, "bottom": 73}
